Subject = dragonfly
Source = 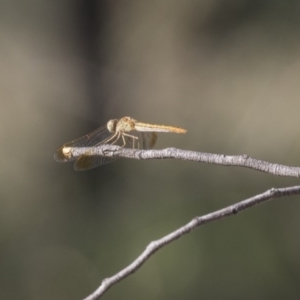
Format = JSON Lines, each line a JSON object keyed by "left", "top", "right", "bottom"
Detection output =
{"left": 54, "top": 116, "right": 187, "bottom": 171}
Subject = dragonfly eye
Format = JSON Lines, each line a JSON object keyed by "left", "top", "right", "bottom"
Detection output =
{"left": 107, "top": 119, "right": 118, "bottom": 133}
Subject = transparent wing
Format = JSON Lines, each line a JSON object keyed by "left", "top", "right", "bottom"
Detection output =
{"left": 74, "top": 131, "right": 124, "bottom": 171}
{"left": 55, "top": 125, "right": 159, "bottom": 171}
{"left": 54, "top": 125, "right": 111, "bottom": 162}
{"left": 74, "top": 132, "right": 157, "bottom": 171}
{"left": 74, "top": 155, "right": 118, "bottom": 171}
{"left": 141, "top": 132, "right": 157, "bottom": 149}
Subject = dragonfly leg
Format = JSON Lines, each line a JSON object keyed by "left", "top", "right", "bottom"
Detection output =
{"left": 99, "top": 132, "right": 119, "bottom": 145}
{"left": 132, "top": 136, "right": 140, "bottom": 149}
{"left": 121, "top": 134, "right": 127, "bottom": 147}
{"left": 110, "top": 132, "right": 121, "bottom": 145}
{"left": 121, "top": 133, "right": 138, "bottom": 148}
{"left": 131, "top": 135, "right": 139, "bottom": 149}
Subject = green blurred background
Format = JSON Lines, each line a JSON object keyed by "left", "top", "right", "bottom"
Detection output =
{"left": 1, "top": 0, "right": 300, "bottom": 299}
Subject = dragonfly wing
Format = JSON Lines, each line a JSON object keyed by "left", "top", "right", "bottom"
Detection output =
{"left": 110, "top": 131, "right": 157, "bottom": 149}
{"left": 55, "top": 124, "right": 158, "bottom": 170}
{"left": 74, "top": 132, "right": 156, "bottom": 170}
{"left": 73, "top": 131, "right": 123, "bottom": 170}
{"left": 54, "top": 125, "right": 111, "bottom": 162}
{"left": 141, "top": 132, "right": 157, "bottom": 149}
{"left": 74, "top": 155, "right": 119, "bottom": 171}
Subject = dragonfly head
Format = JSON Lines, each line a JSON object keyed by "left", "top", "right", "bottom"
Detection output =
{"left": 107, "top": 119, "right": 118, "bottom": 133}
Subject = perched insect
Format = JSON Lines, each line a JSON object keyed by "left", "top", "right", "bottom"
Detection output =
{"left": 54, "top": 116, "right": 186, "bottom": 170}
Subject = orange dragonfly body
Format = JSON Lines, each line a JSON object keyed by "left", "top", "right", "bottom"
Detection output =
{"left": 54, "top": 116, "right": 186, "bottom": 170}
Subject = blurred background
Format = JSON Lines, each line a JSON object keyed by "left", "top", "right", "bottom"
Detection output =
{"left": 1, "top": 0, "right": 300, "bottom": 299}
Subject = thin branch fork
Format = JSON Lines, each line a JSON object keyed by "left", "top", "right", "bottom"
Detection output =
{"left": 83, "top": 185, "right": 300, "bottom": 300}
{"left": 70, "top": 145, "right": 300, "bottom": 299}
{"left": 69, "top": 145, "right": 300, "bottom": 177}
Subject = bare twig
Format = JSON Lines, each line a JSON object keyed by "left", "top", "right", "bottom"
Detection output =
{"left": 67, "top": 145, "right": 300, "bottom": 177}
{"left": 83, "top": 185, "right": 300, "bottom": 300}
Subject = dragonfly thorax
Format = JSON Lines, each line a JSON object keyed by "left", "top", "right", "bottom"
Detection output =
{"left": 107, "top": 117, "right": 137, "bottom": 133}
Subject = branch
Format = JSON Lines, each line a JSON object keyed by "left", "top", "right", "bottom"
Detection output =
{"left": 67, "top": 145, "right": 300, "bottom": 177}
{"left": 83, "top": 185, "right": 300, "bottom": 300}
